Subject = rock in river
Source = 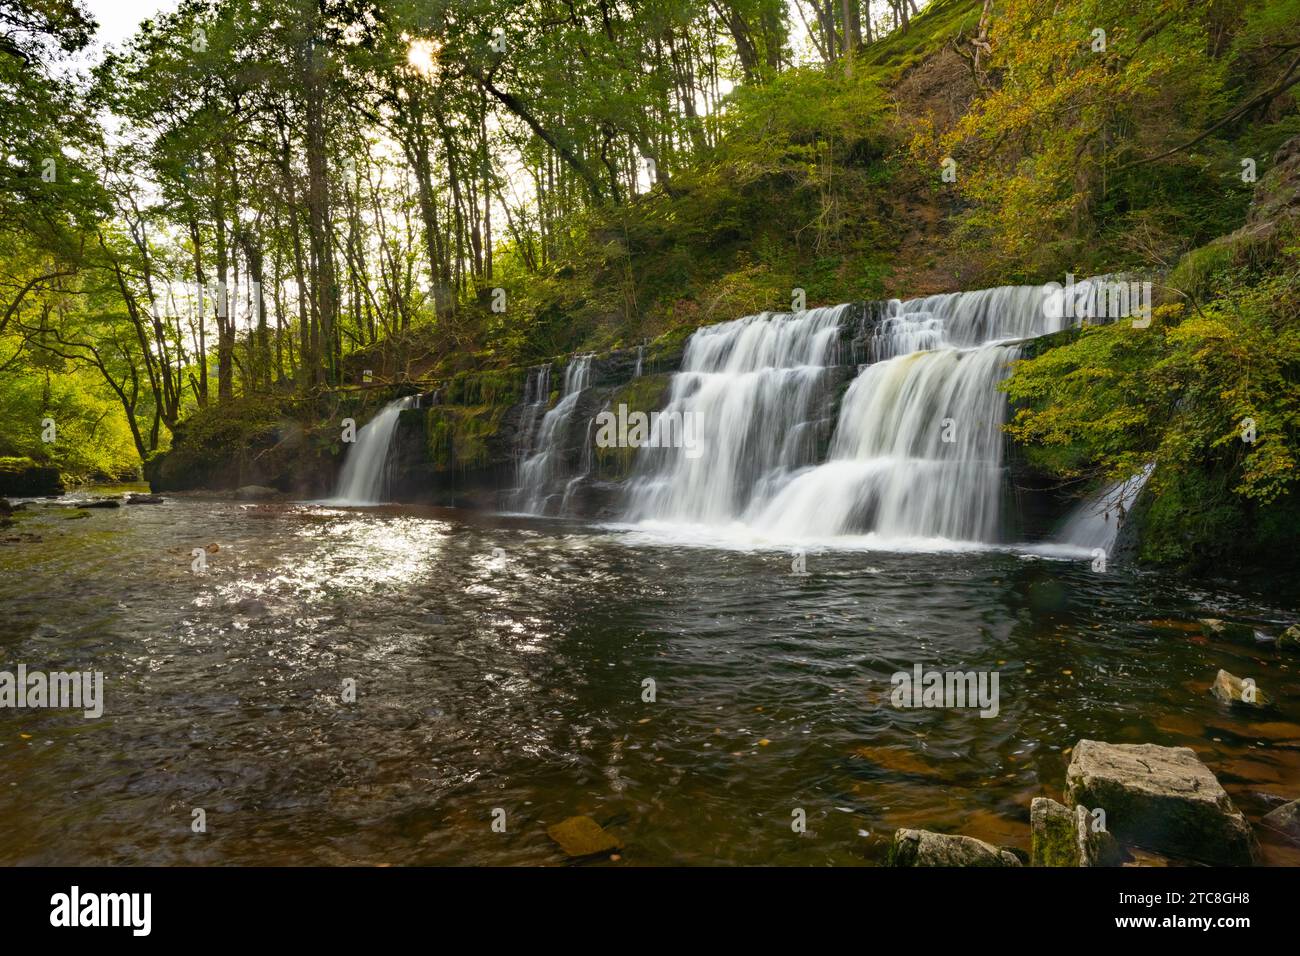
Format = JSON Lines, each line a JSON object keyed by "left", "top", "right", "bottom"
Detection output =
{"left": 1197, "top": 618, "right": 1258, "bottom": 646}
{"left": 888, "top": 828, "right": 1021, "bottom": 867}
{"left": 1279, "top": 624, "right": 1300, "bottom": 654}
{"left": 1210, "top": 669, "right": 1273, "bottom": 709}
{"left": 1263, "top": 796, "right": 1300, "bottom": 842}
{"left": 1065, "top": 740, "right": 1259, "bottom": 866}
{"left": 1030, "top": 797, "right": 1122, "bottom": 866}
{"left": 1260, "top": 800, "right": 1300, "bottom": 842}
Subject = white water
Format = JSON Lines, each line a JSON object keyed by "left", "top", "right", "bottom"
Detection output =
{"left": 1058, "top": 464, "right": 1154, "bottom": 552}
{"left": 329, "top": 395, "right": 417, "bottom": 505}
{"left": 624, "top": 306, "right": 847, "bottom": 524}
{"left": 623, "top": 285, "right": 1086, "bottom": 546}
{"left": 513, "top": 354, "right": 594, "bottom": 513}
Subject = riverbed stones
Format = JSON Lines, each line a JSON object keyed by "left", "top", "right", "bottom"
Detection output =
{"left": 1064, "top": 740, "right": 1259, "bottom": 866}
{"left": 546, "top": 816, "right": 622, "bottom": 858}
{"left": 888, "top": 828, "right": 1021, "bottom": 867}
{"left": 1260, "top": 800, "right": 1300, "bottom": 841}
{"left": 1198, "top": 618, "right": 1258, "bottom": 646}
{"left": 1210, "top": 669, "right": 1273, "bottom": 709}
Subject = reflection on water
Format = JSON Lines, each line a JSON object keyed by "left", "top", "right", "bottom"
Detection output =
{"left": 1, "top": 496, "right": 1297, "bottom": 865}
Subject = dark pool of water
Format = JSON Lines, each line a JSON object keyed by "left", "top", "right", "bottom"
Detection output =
{"left": 1, "top": 494, "right": 1298, "bottom": 865}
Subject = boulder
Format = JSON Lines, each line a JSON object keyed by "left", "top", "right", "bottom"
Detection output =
{"left": 1210, "top": 669, "right": 1273, "bottom": 709}
{"left": 545, "top": 816, "right": 622, "bottom": 859}
{"left": 1030, "top": 798, "right": 1123, "bottom": 866}
{"left": 1198, "top": 618, "right": 1258, "bottom": 646}
{"left": 1030, "top": 797, "right": 1078, "bottom": 866}
{"left": 1279, "top": 625, "right": 1300, "bottom": 654}
{"left": 1075, "top": 804, "right": 1123, "bottom": 867}
{"left": 234, "top": 485, "right": 280, "bottom": 501}
{"left": 83, "top": 497, "right": 122, "bottom": 509}
{"left": 888, "top": 828, "right": 1022, "bottom": 867}
{"left": 125, "top": 493, "right": 163, "bottom": 504}
{"left": 1065, "top": 740, "right": 1259, "bottom": 866}
{"left": 1260, "top": 800, "right": 1300, "bottom": 841}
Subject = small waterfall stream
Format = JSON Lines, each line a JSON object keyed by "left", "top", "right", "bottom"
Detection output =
{"left": 512, "top": 354, "right": 594, "bottom": 513}
{"left": 331, "top": 395, "right": 418, "bottom": 505}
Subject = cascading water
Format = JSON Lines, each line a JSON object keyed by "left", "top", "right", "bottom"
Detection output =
{"left": 330, "top": 395, "right": 417, "bottom": 505}
{"left": 512, "top": 354, "right": 594, "bottom": 513}
{"left": 751, "top": 345, "right": 1017, "bottom": 542}
{"left": 1057, "top": 464, "right": 1154, "bottom": 552}
{"left": 624, "top": 306, "right": 848, "bottom": 524}
{"left": 624, "top": 284, "right": 1093, "bottom": 546}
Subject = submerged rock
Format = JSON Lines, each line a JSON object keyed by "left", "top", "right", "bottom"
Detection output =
{"left": 888, "top": 828, "right": 1021, "bottom": 867}
{"left": 1065, "top": 740, "right": 1259, "bottom": 866}
{"left": 1210, "top": 669, "right": 1273, "bottom": 709}
{"left": 1198, "top": 618, "right": 1258, "bottom": 646}
{"left": 235, "top": 485, "right": 281, "bottom": 500}
{"left": 126, "top": 493, "right": 163, "bottom": 504}
{"left": 83, "top": 497, "right": 122, "bottom": 508}
{"left": 546, "top": 816, "right": 622, "bottom": 858}
{"left": 1260, "top": 800, "right": 1300, "bottom": 841}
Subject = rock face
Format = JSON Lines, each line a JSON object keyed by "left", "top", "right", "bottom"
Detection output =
{"left": 1210, "top": 668, "right": 1273, "bottom": 709}
{"left": 1198, "top": 618, "right": 1258, "bottom": 646}
{"left": 888, "top": 828, "right": 1022, "bottom": 867}
{"left": 1260, "top": 800, "right": 1300, "bottom": 841}
{"left": 1064, "top": 740, "right": 1260, "bottom": 866}
{"left": 0, "top": 457, "right": 63, "bottom": 497}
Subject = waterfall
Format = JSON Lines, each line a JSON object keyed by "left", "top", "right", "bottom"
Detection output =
{"left": 512, "top": 354, "right": 594, "bottom": 513}
{"left": 750, "top": 345, "right": 1017, "bottom": 542}
{"left": 623, "top": 285, "right": 1085, "bottom": 545}
{"left": 330, "top": 395, "right": 417, "bottom": 505}
{"left": 623, "top": 306, "right": 848, "bottom": 524}
{"left": 1058, "top": 464, "right": 1154, "bottom": 552}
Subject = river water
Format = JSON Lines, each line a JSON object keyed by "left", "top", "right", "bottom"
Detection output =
{"left": 2, "top": 492, "right": 1298, "bottom": 865}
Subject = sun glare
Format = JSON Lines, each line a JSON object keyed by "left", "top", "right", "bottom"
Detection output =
{"left": 406, "top": 37, "right": 442, "bottom": 78}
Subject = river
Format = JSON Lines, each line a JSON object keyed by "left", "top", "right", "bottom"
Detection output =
{"left": 2, "top": 491, "right": 1297, "bottom": 865}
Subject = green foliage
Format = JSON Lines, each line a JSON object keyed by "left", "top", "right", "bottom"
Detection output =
{"left": 1004, "top": 229, "right": 1300, "bottom": 569}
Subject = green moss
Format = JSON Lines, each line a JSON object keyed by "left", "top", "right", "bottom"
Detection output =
{"left": 425, "top": 404, "right": 508, "bottom": 472}
{"left": 593, "top": 373, "right": 672, "bottom": 481}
